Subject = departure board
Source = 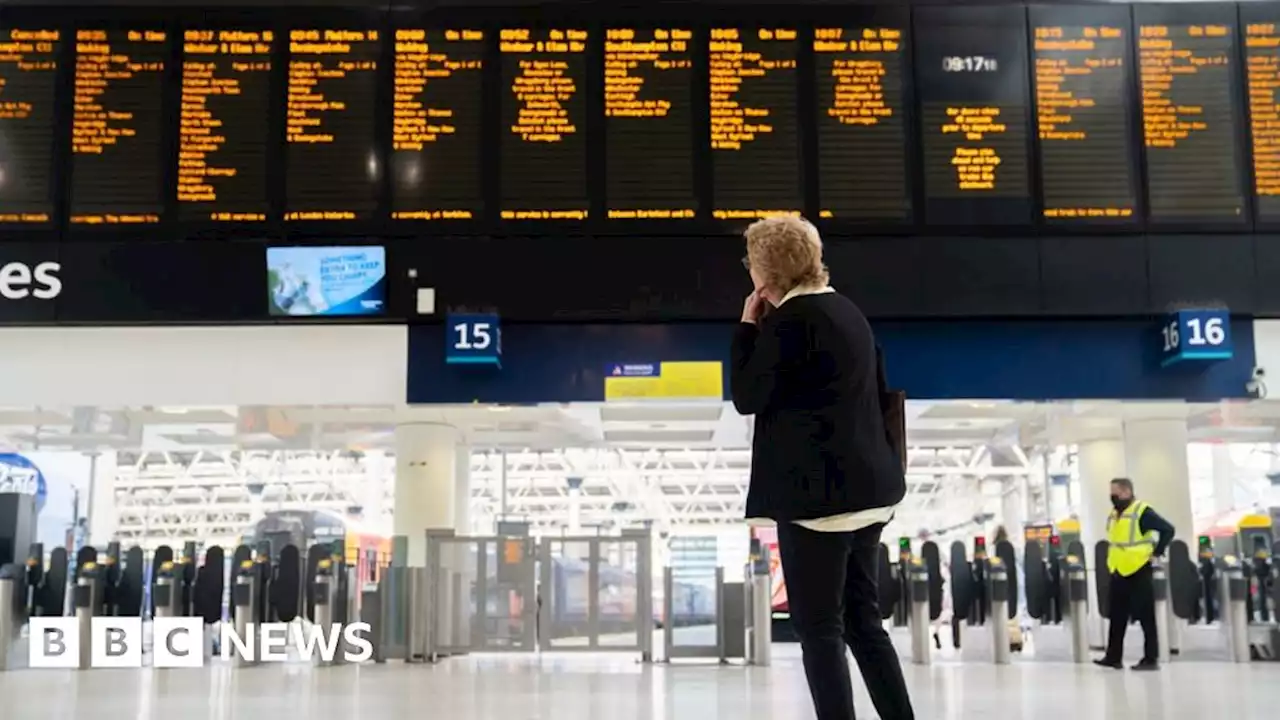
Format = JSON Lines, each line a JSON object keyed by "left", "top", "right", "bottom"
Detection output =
{"left": 1243, "top": 8, "right": 1280, "bottom": 223}
{"left": 604, "top": 27, "right": 696, "bottom": 220}
{"left": 391, "top": 29, "right": 484, "bottom": 221}
{"left": 285, "top": 29, "right": 380, "bottom": 222}
{"left": 179, "top": 29, "right": 273, "bottom": 223}
{"left": 914, "top": 8, "right": 1032, "bottom": 225}
{"left": 1137, "top": 8, "right": 1246, "bottom": 223}
{"left": 0, "top": 28, "right": 58, "bottom": 224}
{"left": 814, "top": 25, "right": 911, "bottom": 222}
{"left": 69, "top": 29, "right": 167, "bottom": 225}
{"left": 500, "top": 28, "right": 588, "bottom": 220}
{"left": 710, "top": 27, "right": 801, "bottom": 220}
{"left": 1031, "top": 8, "right": 1138, "bottom": 223}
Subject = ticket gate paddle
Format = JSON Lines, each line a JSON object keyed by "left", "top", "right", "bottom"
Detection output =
{"left": 0, "top": 563, "right": 19, "bottom": 670}
{"left": 908, "top": 559, "right": 932, "bottom": 665}
{"left": 231, "top": 559, "right": 258, "bottom": 667}
{"left": 74, "top": 562, "right": 100, "bottom": 669}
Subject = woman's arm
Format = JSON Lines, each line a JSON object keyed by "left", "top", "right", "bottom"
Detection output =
{"left": 730, "top": 316, "right": 806, "bottom": 416}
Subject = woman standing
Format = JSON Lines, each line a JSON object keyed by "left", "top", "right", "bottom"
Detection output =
{"left": 731, "top": 216, "right": 914, "bottom": 720}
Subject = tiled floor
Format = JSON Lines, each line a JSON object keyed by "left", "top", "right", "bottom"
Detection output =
{"left": 1, "top": 647, "right": 1277, "bottom": 719}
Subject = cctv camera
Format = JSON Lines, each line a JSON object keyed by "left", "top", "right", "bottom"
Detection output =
{"left": 1247, "top": 367, "right": 1268, "bottom": 399}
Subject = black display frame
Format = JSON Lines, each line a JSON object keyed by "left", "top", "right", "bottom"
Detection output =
{"left": 0, "top": 3, "right": 1277, "bottom": 241}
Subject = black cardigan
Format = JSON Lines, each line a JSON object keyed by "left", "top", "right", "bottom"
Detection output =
{"left": 730, "top": 292, "right": 906, "bottom": 522}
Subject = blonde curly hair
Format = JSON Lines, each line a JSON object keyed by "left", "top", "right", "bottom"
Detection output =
{"left": 744, "top": 216, "right": 829, "bottom": 293}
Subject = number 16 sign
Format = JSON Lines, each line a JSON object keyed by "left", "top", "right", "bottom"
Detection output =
{"left": 1160, "top": 309, "right": 1232, "bottom": 368}
{"left": 446, "top": 313, "right": 501, "bottom": 366}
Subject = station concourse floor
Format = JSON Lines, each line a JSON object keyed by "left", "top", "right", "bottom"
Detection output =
{"left": 3, "top": 646, "right": 1277, "bottom": 720}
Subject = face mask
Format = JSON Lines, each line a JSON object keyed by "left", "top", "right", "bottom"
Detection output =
{"left": 1111, "top": 494, "right": 1131, "bottom": 511}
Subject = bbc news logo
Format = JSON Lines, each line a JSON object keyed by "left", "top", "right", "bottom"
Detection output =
{"left": 28, "top": 618, "right": 373, "bottom": 668}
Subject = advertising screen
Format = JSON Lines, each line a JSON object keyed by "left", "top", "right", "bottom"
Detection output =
{"left": 266, "top": 246, "right": 386, "bottom": 317}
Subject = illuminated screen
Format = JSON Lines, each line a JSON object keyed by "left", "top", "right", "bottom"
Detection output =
{"left": 499, "top": 28, "right": 588, "bottom": 220}
{"left": 267, "top": 245, "right": 386, "bottom": 317}
{"left": 914, "top": 7, "right": 1032, "bottom": 225}
{"left": 0, "top": 28, "right": 58, "bottom": 224}
{"left": 710, "top": 27, "right": 801, "bottom": 221}
{"left": 814, "top": 25, "right": 911, "bottom": 222}
{"left": 1031, "top": 7, "right": 1139, "bottom": 223}
{"left": 391, "top": 28, "right": 485, "bottom": 221}
{"left": 604, "top": 27, "right": 696, "bottom": 220}
{"left": 179, "top": 29, "right": 273, "bottom": 223}
{"left": 69, "top": 28, "right": 167, "bottom": 226}
{"left": 1243, "top": 7, "right": 1280, "bottom": 223}
{"left": 285, "top": 28, "right": 380, "bottom": 222}
{"left": 1137, "top": 6, "right": 1246, "bottom": 224}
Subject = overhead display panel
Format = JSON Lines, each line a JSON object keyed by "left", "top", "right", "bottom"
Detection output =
{"left": 1243, "top": 6, "right": 1280, "bottom": 224}
{"left": 284, "top": 28, "right": 381, "bottom": 222}
{"left": 710, "top": 26, "right": 802, "bottom": 221}
{"left": 499, "top": 27, "right": 589, "bottom": 221}
{"left": 0, "top": 27, "right": 59, "bottom": 225}
{"left": 1030, "top": 6, "right": 1139, "bottom": 224}
{"left": 914, "top": 6, "right": 1033, "bottom": 226}
{"left": 1136, "top": 5, "right": 1246, "bottom": 224}
{"left": 69, "top": 28, "right": 168, "bottom": 226}
{"left": 391, "top": 28, "right": 485, "bottom": 221}
{"left": 178, "top": 29, "right": 273, "bottom": 223}
{"left": 603, "top": 26, "right": 696, "bottom": 221}
{"left": 813, "top": 23, "right": 911, "bottom": 223}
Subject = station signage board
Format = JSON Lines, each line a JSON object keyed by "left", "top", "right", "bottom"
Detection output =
{"left": 1159, "top": 309, "right": 1233, "bottom": 368}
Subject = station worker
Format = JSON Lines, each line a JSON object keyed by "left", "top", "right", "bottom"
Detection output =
{"left": 731, "top": 216, "right": 914, "bottom": 720}
{"left": 1094, "top": 476, "right": 1176, "bottom": 671}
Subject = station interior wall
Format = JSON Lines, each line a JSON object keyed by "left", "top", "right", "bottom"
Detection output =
{"left": 0, "top": 326, "right": 407, "bottom": 407}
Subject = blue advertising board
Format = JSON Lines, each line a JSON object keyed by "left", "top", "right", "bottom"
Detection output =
{"left": 446, "top": 313, "right": 502, "bottom": 365}
{"left": 266, "top": 246, "right": 386, "bottom": 317}
{"left": 1159, "top": 309, "right": 1234, "bottom": 368}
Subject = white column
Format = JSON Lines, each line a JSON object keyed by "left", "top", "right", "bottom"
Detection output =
{"left": 1077, "top": 439, "right": 1127, "bottom": 550}
{"left": 454, "top": 445, "right": 472, "bottom": 536}
{"left": 394, "top": 423, "right": 461, "bottom": 565}
{"left": 87, "top": 452, "right": 118, "bottom": 547}
{"left": 1123, "top": 419, "right": 1195, "bottom": 542}
{"left": 1001, "top": 478, "right": 1027, "bottom": 539}
{"left": 1210, "top": 444, "right": 1237, "bottom": 516}
{"left": 1077, "top": 438, "right": 1127, "bottom": 648}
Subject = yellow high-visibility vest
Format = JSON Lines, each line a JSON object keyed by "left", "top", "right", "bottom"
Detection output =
{"left": 1107, "top": 500, "right": 1156, "bottom": 576}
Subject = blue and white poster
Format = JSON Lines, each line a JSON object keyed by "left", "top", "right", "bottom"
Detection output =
{"left": 267, "top": 246, "right": 387, "bottom": 317}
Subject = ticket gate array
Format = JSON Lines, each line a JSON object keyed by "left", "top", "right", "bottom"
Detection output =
{"left": 1150, "top": 537, "right": 1280, "bottom": 663}
{"left": 0, "top": 537, "right": 369, "bottom": 670}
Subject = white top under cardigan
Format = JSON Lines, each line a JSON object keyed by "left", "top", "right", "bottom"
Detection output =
{"left": 744, "top": 284, "right": 897, "bottom": 533}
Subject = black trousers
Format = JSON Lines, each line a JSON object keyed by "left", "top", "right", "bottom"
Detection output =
{"left": 776, "top": 522, "right": 915, "bottom": 720}
{"left": 1104, "top": 562, "right": 1158, "bottom": 663}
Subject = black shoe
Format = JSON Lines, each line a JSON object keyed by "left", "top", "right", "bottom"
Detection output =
{"left": 1093, "top": 658, "right": 1123, "bottom": 669}
{"left": 1131, "top": 660, "right": 1159, "bottom": 671}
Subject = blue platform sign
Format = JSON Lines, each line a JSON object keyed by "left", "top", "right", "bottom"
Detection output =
{"left": 1160, "top": 310, "right": 1233, "bottom": 367}
{"left": 446, "top": 313, "right": 501, "bottom": 366}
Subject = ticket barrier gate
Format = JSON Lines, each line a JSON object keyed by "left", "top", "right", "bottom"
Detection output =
{"left": 1163, "top": 539, "right": 1253, "bottom": 662}
{"left": 1241, "top": 537, "right": 1280, "bottom": 660}
{"left": 948, "top": 539, "right": 1027, "bottom": 663}
{"left": 0, "top": 564, "right": 20, "bottom": 670}
{"left": 879, "top": 541, "right": 941, "bottom": 664}
{"left": 1024, "top": 539, "right": 1092, "bottom": 662}
{"left": 409, "top": 531, "right": 655, "bottom": 661}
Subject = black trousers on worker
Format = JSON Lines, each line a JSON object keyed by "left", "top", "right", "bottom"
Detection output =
{"left": 1104, "top": 562, "right": 1159, "bottom": 664}
{"left": 776, "top": 522, "right": 914, "bottom": 720}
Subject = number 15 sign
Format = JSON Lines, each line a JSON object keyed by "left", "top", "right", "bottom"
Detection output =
{"left": 1160, "top": 309, "right": 1232, "bottom": 368}
{"left": 446, "top": 313, "right": 501, "bottom": 366}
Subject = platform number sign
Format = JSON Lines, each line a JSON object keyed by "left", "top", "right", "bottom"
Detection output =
{"left": 446, "top": 313, "right": 501, "bottom": 366}
{"left": 1160, "top": 310, "right": 1232, "bottom": 368}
